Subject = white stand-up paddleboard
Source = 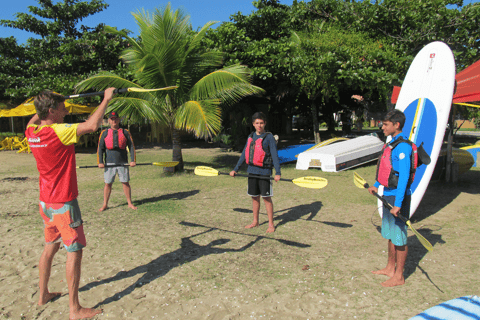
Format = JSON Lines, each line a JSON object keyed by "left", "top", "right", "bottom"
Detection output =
{"left": 379, "top": 41, "right": 456, "bottom": 218}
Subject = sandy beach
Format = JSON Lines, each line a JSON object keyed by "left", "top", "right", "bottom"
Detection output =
{"left": 1, "top": 146, "right": 479, "bottom": 319}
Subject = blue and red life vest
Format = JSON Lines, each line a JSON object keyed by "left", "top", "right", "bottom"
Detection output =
{"left": 376, "top": 137, "right": 418, "bottom": 189}
{"left": 245, "top": 132, "right": 273, "bottom": 168}
{"left": 105, "top": 128, "right": 127, "bottom": 150}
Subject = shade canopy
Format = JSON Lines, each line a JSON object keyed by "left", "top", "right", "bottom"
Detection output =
{"left": 0, "top": 97, "right": 96, "bottom": 117}
{"left": 452, "top": 59, "right": 480, "bottom": 104}
{"left": 391, "top": 58, "right": 480, "bottom": 108}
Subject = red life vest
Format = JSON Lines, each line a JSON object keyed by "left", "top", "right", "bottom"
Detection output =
{"left": 105, "top": 128, "right": 127, "bottom": 150}
{"left": 245, "top": 132, "right": 273, "bottom": 168}
{"left": 376, "top": 137, "right": 418, "bottom": 188}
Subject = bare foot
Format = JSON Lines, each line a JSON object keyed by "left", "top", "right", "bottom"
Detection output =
{"left": 266, "top": 225, "right": 275, "bottom": 233}
{"left": 128, "top": 204, "right": 137, "bottom": 210}
{"left": 381, "top": 276, "right": 405, "bottom": 287}
{"left": 245, "top": 222, "right": 259, "bottom": 229}
{"left": 70, "top": 307, "right": 102, "bottom": 320}
{"left": 98, "top": 205, "right": 108, "bottom": 212}
{"left": 38, "top": 292, "right": 61, "bottom": 306}
{"left": 371, "top": 268, "right": 395, "bottom": 277}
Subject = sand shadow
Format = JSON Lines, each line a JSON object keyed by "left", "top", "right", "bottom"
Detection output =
{"left": 80, "top": 229, "right": 260, "bottom": 307}
{"left": 180, "top": 221, "right": 311, "bottom": 248}
{"left": 404, "top": 231, "right": 446, "bottom": 292}
{"left": 134, "top": 190, "right": 200, "bottom": 206}
{"left": 234, "top": 201, "right": 353, "bottom": 229}
{"left": 412, "top": 170, "right": 480, "bottom": 223}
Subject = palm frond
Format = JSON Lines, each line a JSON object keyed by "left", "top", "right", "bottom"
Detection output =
{"left": 175, "top": 99, "right": 222, "bottom": 138}
{"left": 108, "top": 96, "right": 168, "bottom": 124}
{"left": 190, "top": 65, "right": 265, "bottom": 104}
{"left": 213, "top": 82, "right": 265, "bottom": 107}
{"left": 186, "top": 20, "right": 219, "bottom": 56}
{"left": 75, "top": 72, "right": 141, "bottom": 93}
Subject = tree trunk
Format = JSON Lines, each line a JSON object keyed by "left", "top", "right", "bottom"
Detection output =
{"left": 285, "top": 104, "right": 292, "bottom": 135}
{"left": 311, "top": 100, "right": 321, "bottom": 144}
{"left": 164, "top": 127, "right": 184, "bottom": 173}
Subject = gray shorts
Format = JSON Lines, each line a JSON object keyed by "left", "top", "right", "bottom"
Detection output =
{"left": 104, "top": 164, "right": 130, "bottom": 184}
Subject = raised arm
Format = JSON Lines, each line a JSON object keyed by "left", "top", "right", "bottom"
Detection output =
{"left": 27, "top": 114, "right": 41, "bottom": 127}
{"left": 76, "top": 88, "right": 115, "bottom": 137}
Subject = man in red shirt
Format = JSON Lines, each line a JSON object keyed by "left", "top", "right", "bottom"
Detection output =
{"left": 26, "top": 88, "right": 115, "bottom": 320}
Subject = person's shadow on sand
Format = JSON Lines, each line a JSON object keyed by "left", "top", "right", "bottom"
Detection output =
{"left": 234, "top": 201, "right": 353, "bottom": 229}
{"left": 80, "top": 230, "right": 260, "bottom": 307}
{"left": 404, "top": 232, "right": 446, "bottom": 291}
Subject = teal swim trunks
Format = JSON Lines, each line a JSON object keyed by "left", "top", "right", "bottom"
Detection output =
{"left": 381, "top": 195, "right": 410, "bottom": 246}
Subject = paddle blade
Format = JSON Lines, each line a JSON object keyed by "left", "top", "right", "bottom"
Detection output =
{"left": 353, "top": 172, "right": 369, "bottom": 189}
{"left": 194, "top": 166, "right": 220, "bottom": 176}
{"left": 152, "top": 161, "right": 179, "bottom": 167}
{"left": 292, "top": 176, "right": 328, "bottom": 189}
{"left": 127, "top": 86, "right": 178, "bottom": 93}
{"left": 406, "top": 221, "right": 433, "bottom": 252}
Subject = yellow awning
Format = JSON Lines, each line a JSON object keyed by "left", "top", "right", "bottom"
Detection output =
{"left": 0, "top": 96, "right": 96, "bottom": 117}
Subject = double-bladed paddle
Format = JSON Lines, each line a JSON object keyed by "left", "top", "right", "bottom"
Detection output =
{"left": 64, "top": 86, "right": 178, "bottom": 99}
{"left": 77, "top": 161, "right": 179, "bottom": 169}
{"left": 353, "top": 172, "right": 433, "bottom": 252}
{"left": 194, "top": 166, "right": 328, "bottom": 189}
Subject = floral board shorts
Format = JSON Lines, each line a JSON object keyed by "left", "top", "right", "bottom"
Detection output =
{"left": 39, "top": 198, "right": 86, "bottom": 252}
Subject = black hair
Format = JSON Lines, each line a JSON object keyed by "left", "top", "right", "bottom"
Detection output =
{"left": 252, "top": 112, "right": 267, "bottom": 123}
{"left": 383, "top": 109, "right": 406, "bottom": 129}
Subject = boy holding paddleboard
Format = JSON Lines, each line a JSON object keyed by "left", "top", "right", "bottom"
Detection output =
{"left": 230, "top": 112, "right": 281, "bottom": 233}
{"left": 368, "top": 109, "right": 413, "bottom": 287}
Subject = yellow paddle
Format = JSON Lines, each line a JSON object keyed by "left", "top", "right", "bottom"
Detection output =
{"left": 77, "top": 161, "right": 179, "bottom": 169}
{"left": 194, "top": 166, "right": 328, "bottom": 189}
{"left": 65, "top": 86, "right": 178, "bottom": 99}
{"left": 353, "top": 172, "right": 433, "bottom": 252}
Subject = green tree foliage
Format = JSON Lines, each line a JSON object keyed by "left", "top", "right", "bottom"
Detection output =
{"left": 308, "top": 0, "right": 480, "bottom": 72}
{"left": 76, "top": 4, "right": 264, "bottom": 170}
{"left": 205, "top": 0, "right": 480, "bottom": 140}
{"left": 288, "top": 23, "right": 401, "bottom": 140}
{"left": 0, "top": 0, "right": 128, "bottom": 102}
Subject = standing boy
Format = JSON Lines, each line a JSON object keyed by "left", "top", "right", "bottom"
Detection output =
{"left": 230, "top": 112, "right": 281, "bottom": 233}
{"left": 368, "top": 109, "right": 413, "bottom": 287}
{"left": 97, "top": 111, "right": 137, "bottom": 211}
{"left": 26, "top": 88, "right": 115, "bottom": 319}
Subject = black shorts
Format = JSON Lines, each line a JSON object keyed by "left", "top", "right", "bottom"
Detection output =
{"left": 247, "top": 174, "right": 273, "bottom": 197}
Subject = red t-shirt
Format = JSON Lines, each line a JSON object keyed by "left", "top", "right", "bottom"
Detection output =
{"left": 26, "top": 123, "right": 79, "bottom": 203}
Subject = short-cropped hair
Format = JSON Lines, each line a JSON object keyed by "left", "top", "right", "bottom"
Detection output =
{"left": 383, "top": 109, "right": 406, "bottom": 130}
{"left": 252, "top": 112, "right": 267, "bottom": 123}
{"left": 34, "top": 90, "right": 65, "bottom": 120}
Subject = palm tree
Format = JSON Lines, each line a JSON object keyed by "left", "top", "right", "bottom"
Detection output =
{"left": 75, "top": 3, "right": 264, "bottom": 171}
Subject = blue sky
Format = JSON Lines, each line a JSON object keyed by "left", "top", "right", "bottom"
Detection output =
{"left": 0, "top": 0, "right": 296, "bottom": 44}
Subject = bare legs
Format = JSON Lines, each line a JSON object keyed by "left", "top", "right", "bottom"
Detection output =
{"left": 372, "top": 240, "right": 408, "bottom": 287}
{"left": 99, "top": 182, "right": 136, "bottom": 211}
{"left": 38, "top": 244, "right": 101, "bottom": 319}
{"left": 67, "top": 250, "right": 102, "bottom": 319}
{"left": 245, "top": 196, "right": 275, "bottom": 233}
{"left": 99, "top": 183, "right": 112, "bottom": 212}
{"left": 122, "top": 182, "right": 137, "bottom": 210}
{"left": 38, "top": 242, "right": 61, "bottom": 305}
